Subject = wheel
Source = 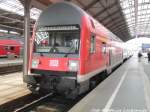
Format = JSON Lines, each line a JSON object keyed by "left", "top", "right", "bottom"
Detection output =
{"left": 7, "top": 53, "right": 15, "bottom": 59}
{"left": 15, "top": 55, "right": 19, "bottom": 58}
{"left": 27, "top": 84, "right": 40, "bottom": 94}
{"left": 106, "top": 67, "right": 112, "bottom": 76}
{"left": 27, "top": 84, "right": 53, "bottom": 95}
{"left": 90, "top": 80, "right": 97, "bottom": 90}
{"left": 64, "top": 88, "right": 79, "bottom": 99}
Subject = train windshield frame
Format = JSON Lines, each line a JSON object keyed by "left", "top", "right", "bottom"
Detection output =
{"left": 34, "top": 25, "right": 80, "bottom": 57}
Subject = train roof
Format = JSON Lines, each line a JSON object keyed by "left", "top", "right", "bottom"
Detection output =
{"left": 37, "top": 2, "right": 85, "bottom": 27}
{"left": 0, "top": 39, "right": 21, "bottom": 46}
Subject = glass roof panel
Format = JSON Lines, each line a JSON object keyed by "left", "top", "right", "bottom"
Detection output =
{"left": 120, "top": 0, "right": 135, "bottom": 36}
{"left": 0, "top": 0, "right": 41, "bottom": 20}
{"left": 120, "top": 0, "right": 150, "bottom": 37}
{"left": 0, "top": 0, "right": 24, "bottom": 15}
{"left": 30, "top": 8, "right": 42, "bottom": 20}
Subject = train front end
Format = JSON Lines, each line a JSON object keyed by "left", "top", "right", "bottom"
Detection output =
{"left": 23, "top": 2, "right": 86, "bottom": 97}
{"left": 30, "top": 25, "right": 80, "bottom": 94}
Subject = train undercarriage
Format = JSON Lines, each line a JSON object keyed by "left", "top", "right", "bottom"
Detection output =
{"left": 24, "top": 70, "right": 91, "bottom": 98}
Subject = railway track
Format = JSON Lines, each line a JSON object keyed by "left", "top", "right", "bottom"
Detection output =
{"left": 14, "top": 93, "right": 54, "bottom": 112}
{"left": 0, "top": 93, "right": 46, "bottom": 112}
{"left": 0, "top": 92, "right": 82, "bottom": 112}
{"left": 0, "top": 65, "right": 22, "bottom": 75}
{"left": 14, "top": 92, "right": 82, "bottom": 112}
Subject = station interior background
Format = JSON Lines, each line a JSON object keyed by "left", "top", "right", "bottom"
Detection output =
{"left": 1, "top": 0, "right": 150, "bottom": 111}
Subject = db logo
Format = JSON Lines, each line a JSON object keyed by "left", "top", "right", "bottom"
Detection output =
{"left": 49, "top": 60, "right": 59, "bottom": 67}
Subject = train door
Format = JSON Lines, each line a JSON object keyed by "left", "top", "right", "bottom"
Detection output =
{"left": 106, "top": 46, "right": 113, "bottom": 74}
{"left": 88, "top": 33, "right": 96, "bottom": 71}
{"left": 102, "top": 42, "right": 107, "bottom": 66}
{"left": 109, "top": 48, "right": 112, "bottom": 66}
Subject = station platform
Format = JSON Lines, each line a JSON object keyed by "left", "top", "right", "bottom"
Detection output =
{"left": 69, "top": 56, "right": 150, "bottom": 112}
{"left": 0, "top": 72, "right": 30, "bottom": 105}
{"left": 0, "top": 58, "right": 23, "bottom": 67}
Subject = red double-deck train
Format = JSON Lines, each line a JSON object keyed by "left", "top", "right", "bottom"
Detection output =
{"left": 24, "top": 2, "right": 124, "bottom": 98}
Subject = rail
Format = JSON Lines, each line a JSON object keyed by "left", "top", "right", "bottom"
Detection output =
{"left": 14, "top": 93, "right": 54, "bottom": 112}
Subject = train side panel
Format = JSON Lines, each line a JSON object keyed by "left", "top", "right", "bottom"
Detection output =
{"left": 108, "top": 41, "right": 123, "bottom": 68}
{"left": 77, "top": 16, "right": 109, "bottom": 82}
{"left": 0, "top": 45, "right": 21, "bottom": 57}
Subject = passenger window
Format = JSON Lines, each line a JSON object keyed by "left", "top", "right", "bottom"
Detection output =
{"left": 102, "top": 42, "right": 106, "bottom": 54}
{"left": 5, "top": 46, "right": 8, "bottom": 50}
{"left": 90, "top": 19, "right": 95, "bottom": 29}
{"left": 5, "top": 46, "right": 10, "bottom": 50}
{"left": 90, "top": 34, "right": 95, "bottom": 53}
{"left": 10, "top": 47, "right": 14, "bottom": 50}
{"left": 5, "top": 46, "right": 14, "bottom": 50}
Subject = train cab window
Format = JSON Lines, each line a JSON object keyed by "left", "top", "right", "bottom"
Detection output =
{"left": 90, "top": 34, "right": 96, "bottom": 53}
{"left": 34, "top": 26, "right": 80, "bottom": 57}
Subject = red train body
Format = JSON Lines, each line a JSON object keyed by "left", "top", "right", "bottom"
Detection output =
{"left": 24, "top": 2, "right": 123, "bottom": 97}
{"left": 0, "top": 39, "right": 21, "bottom": 58}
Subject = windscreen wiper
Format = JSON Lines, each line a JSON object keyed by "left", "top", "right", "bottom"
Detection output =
{"left": 50, "top": 46, "right": 59, "bottom": 53}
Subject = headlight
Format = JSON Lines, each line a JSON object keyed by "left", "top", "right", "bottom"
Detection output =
{"left": 32, "top": 59, "right": 39, "bottom": 68}
{"left": 68, "top": 60, "right": 79, "bottom": 71}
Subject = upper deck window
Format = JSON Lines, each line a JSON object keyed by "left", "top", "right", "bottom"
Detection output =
{"left": 90, "top": 34, "right": 96, "bottom": 53}
{"left": 90, "top": 19, "right": 95, "bottom": 29}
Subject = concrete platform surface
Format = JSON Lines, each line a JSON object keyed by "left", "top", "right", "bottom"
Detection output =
{"left": 0, "top": 72, "right": 30, "bottom": 105}
{"left": 69, "top": 56, "right": 150, "bottom": 112}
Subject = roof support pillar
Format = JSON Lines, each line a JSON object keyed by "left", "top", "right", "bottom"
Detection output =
{"left": 134, "top": 0, "right": 138, "bottom": 38}
{"left": 23, "top": 0, "right": 31, "bottom": 76}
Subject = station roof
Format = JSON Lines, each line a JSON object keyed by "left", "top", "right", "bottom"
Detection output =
{"left": 120, "top": 0, "right": 150, "bottom": 38}
{"left": 0, "top": 0, "right": 149, "bottom": 42}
